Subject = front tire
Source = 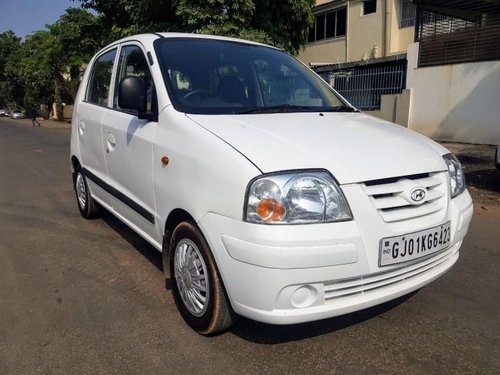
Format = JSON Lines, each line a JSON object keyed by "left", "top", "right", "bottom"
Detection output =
{"left": 170, "top": 222, "right": 235, "bottom": 335}
{"left": 74, "top": 167, "right": 100, "bottom": 219}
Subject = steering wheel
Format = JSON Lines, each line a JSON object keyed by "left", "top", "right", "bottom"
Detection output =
{"left": 181, "top": 90, "right": 214, "bottom": 103}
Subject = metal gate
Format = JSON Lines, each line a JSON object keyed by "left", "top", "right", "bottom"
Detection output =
{"left": 316, "top": 60, "right": 407, "bottom": 110}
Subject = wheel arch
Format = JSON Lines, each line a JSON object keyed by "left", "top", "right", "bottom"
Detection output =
{"left": 71, "top": 156, "right": 81, "bottom": 190}
{"left": 166, "top": 214, "right": 236, "bottom": 334}
{"left": 162, "top": 208, "right": 196, "bottom": 279}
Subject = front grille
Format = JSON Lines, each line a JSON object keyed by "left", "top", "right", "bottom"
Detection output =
{"left": 362, "top": 172, "right": 448, "bottom": 223}
{"left": 323, "top": 246, "right": 456, "bottom": 301}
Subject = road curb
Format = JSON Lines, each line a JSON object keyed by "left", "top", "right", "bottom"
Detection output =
{"left": 6, "top": 118, "right": 72, "bottom": 129}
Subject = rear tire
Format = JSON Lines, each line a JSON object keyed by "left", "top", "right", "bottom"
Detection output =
{"left": 74, "top": 166, "right": 100, "bottom": 219}
{"left": 170, "top": 221, "right": 235, "bottom": 335}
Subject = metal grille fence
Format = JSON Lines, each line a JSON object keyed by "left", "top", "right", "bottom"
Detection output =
{"left": 416, "top": 6, "right": 500, "bottom": 67}
{"left": 317, "top": 61, "right": 407, "bottom": 110}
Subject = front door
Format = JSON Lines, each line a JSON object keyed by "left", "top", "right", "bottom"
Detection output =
{"left": 102, "top": 44, "right": 160, "bottom": 245}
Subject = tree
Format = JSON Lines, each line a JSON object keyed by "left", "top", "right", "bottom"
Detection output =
{"left": 176, "top": 0, "right": 260, "bottom": 38}
{"left": 3, "top": 8, "right": 105, "bottom": 119}
{"left": 48, "top": 8, "right": 107, "bottom": 118}
{"left": 177, "top": 0, "right": 315, "bottom": 54}
{"left": 252, "top": 0, "right": 315, "bottom": 54}
{"left": 76, "top": 0, "right": 314, "bottom": 54}
{"left": 0, "top": 31, "right": 22, "bottom": 108}
{"left": 5, "top": 31, "right": 56, "bottom": 112}
{"left": 77, "top": 0, "right": 181, "bottom": 38}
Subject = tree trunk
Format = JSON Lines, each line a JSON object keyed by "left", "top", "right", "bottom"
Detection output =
{"left": 54, "top": 78, "right": 64, "bottom": 121}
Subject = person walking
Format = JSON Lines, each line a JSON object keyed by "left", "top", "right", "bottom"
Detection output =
{"left": 30, "top": 107, "right": 40, "bottom": 127}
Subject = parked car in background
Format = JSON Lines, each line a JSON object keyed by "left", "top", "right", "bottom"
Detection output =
{"left": 71, "top": 33, "right": 474, "bottom": 335}
{"left": 0, "top": 109, "right": 8, "bottom": 117}
{"left": 9, "top": 110, "right": 26, "bottom": 119}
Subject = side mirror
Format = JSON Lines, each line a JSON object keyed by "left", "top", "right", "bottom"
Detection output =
{"left": 118, "top": 76, "right": 147, "bottom": 114}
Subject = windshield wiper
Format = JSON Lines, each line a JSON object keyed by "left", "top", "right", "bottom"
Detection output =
{"left": 321, "top": 106, "right": 358, "bottom": 112}
{"left": 235, "top": 104, "right": 359, "bottom": 114}
{"left": 235, "top": 104, "right": 313, "bottom": 114}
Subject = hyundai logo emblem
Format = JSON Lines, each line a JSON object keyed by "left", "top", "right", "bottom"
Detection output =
{"left": 410, "top": 188, "right": 426, "bottom": 203}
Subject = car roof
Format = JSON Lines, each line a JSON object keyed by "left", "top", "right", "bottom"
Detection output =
{"left": 155, "top": 32, "right": 276, "bottom": 48}
{"left": 97, "top": 32, "right": 280, "bottom": 54}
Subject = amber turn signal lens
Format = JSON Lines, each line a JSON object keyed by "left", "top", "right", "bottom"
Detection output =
{"left": 256, "top": 198, "right": 285, "bottom": 222}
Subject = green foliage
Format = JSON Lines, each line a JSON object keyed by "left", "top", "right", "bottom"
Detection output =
{"left": 49, "top": 8, "right": 107, "bottom": 72}
{"left": 0, "top": 31, "right": 21, "bottom": 79}
{"left": 253, "top": 0, "right": 315, "bottom": 54}
{"left": 77, "top": 0, "right": 180, "bottom": 37}
{"left": 0, "top": 8, "right": 104, "bottom": 117}
{"left": 49, "top": 8, "right": 107, "bottom": 108}
{"left": 176, "top": 0, "right": 315, "bottom": 53}
{"left": 177, "top": 0, "right": 255, "bottom": 35}
{"left": 0, "top": 31, "right": 22, "bottom": 108}
{"left": 76, "top": 0, "right": 315, "bottom": 54}
{"left": 5, "top": 31, "right": 55, "bottom": 110}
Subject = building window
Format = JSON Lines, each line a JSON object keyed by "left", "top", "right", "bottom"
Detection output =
{"left": 362, "top": 0, "right": 377, "bottom": 15}
{"left": 316, "top": 14, "right": 326, "bottom": 41}
{"left": 400, "top": 0, "right": 416, "bottom": 28}
{"left": 308, "top": 8, "right": 347, "bottom": 43}
{"left": 336, "top": 8, "right": 347, "bottom": 36}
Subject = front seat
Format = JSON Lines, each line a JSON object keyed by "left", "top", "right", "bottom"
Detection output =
{"left": 217, "top": 76, "right": 247, "bottom": 105}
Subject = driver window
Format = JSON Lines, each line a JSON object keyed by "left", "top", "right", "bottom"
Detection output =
{"left": 114, "top": 45, "right": 157, "bottom": 114}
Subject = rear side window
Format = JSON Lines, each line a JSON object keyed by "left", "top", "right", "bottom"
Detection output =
{"left": 113, "top": 45, "right": 156, "bottom": 114}
{"left": 86, "top": 49, "right": 117, "bottom": 107}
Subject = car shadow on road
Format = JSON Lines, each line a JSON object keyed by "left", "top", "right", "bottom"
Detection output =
{"left": 101, "top": 213, "right": 164, "bottom": 272}
{"left": 97, "top": 209, "right": 418, "bottom": 344}
{"left": 465, "top": 169, "right": 500, "bottom": 194}
{"left": 449, "top": 143, "right": 500, "bottom": 196}
{"left": 229, "top": 291, "right": 417, "bottom": 344}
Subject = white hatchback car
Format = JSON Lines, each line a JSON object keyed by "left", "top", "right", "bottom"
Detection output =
{"left": 71, "top": 33, "right": 473, "bottom": 335}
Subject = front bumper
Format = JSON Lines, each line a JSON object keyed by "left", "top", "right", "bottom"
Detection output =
{"left": 198, "top": 189, "right": 473, "bottom": 325}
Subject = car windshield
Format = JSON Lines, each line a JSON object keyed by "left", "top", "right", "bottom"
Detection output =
{"left": 154, "top": 38, "right": 352, "bottom": 115}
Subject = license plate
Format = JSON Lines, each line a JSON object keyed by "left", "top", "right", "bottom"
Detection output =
{"left": 379, "top": 222, "right": 451, "bottom": 266}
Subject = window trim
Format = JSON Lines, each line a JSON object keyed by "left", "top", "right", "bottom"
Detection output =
{"left": 84, "top": 47, "right": 119, "bottom": 108}
{"left": 112, "top": 41, "right": 158, "bottom": 119}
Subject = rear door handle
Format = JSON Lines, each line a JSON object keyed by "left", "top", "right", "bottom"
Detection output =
{"left": 78, "top": 121, "right": 86, "bottom": 135}
{"left": 106, "top": 133, "right": 116, "bottom": 153}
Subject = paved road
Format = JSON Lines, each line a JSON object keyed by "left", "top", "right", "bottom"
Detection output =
{"left": 0, "top": 117, "right": 499, "bottom": 374}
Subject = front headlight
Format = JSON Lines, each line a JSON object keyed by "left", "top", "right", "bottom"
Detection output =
{"left": 443, "top": 154, "right": 466, "bottom": 198}
{"left": 244, "top": 170, "right": 353, "bottom": 224}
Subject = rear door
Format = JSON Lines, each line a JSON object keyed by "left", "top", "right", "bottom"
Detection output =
{"left": 77, "top": 48, "right": 118, "bottom": 204}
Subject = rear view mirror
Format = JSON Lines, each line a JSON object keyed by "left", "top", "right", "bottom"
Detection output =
{"left": 118, "top": 76, "right": 147, "bottom": 114}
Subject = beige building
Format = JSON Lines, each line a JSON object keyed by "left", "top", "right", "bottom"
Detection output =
{"left": 300, "top": 0, "right": 500, "bottom": 145}
{"left": 298, "top": 0, "right": 416, "bottom": 65}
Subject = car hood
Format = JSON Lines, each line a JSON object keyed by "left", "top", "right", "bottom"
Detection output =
{"left": 187, "top": 112, "right": 449, "bottom": 184}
